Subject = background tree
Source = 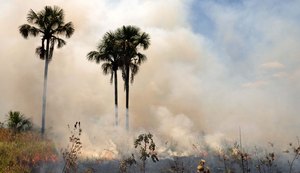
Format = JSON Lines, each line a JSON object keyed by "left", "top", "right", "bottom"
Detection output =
{"left": 19, "top": 6, "right": 74, "bottom": 136}
{"left": 134, "top": 132, "right": 159, "bottom": 173}
{"left": 6, "top": 111, "right": 32, "bottom": 134}
{"left": 115, "top": 25, "right": 150, "bottom": 131}
{"left": 87, "top": 31, "right": 121, "bottom": 126}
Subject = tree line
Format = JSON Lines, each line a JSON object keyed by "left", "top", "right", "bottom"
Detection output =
{"left": 19, "top": 6, "right": 150, "bottom": 136}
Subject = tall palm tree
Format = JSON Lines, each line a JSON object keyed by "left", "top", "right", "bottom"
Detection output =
{"left": 115, "top": 25, "right": 150, "bottom": 131}
{"left": 19, "top": 6, "right": 74, "bottom": 136}
{"left": 87, "top": 31, "right": 121, "bottom": 126}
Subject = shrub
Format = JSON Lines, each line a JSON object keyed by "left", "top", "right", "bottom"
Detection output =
{"left": 62, "top": 122, "right": 82, "bottom": 173}
{"left": 134, "top": 132, "right": 159, "bottom": 173}
{"left": 6, "top": 111, "right": 32, "bottom": 134}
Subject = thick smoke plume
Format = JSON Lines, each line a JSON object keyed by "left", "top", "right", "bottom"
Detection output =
{"left": 0, "top": 0, "right": 300, "bottom": 156}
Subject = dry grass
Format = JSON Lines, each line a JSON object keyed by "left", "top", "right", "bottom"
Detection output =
{"left": 0, "top": 128, "right": 58, "bottom": 172}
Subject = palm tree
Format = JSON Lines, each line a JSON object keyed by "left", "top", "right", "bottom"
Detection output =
{"left": 19, "top": 6, "right": 74, "bottom": 136}
{"left": 6, "top": 111, "right": 32, "bottom": 134}
{"left": 115, "top": 25, "right": 150, "bottom": 131}
{"left": 87, "top": 31, "right": 121, "bottom": 126}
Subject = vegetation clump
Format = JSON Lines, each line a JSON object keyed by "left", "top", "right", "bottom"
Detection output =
{"left": 119, "top": 154, "right": 137, "bottom": 173}
{"left": 62, "top": 121, "right": 82, "bottom": 173}
{"left": 6, "top": 111, "right": 32, "bottom": 134}
{"left": 134, "top": 132, "right": 159, "bottom": 173}
{"left": 0, "top": 111, "right": 58, "bottom": 172}
{"left": 285, "top": 138, "right": 300, "bottom": 173}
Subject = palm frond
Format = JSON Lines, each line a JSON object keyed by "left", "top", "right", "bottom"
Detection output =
{"left": 130, "top": 63, "right": 139, "bottom": 83}
{"left": 19, "top": 24, "right": 40, "bottom": 38}
{"left": 93, "top": 40, "right": 117, "bottom": 63}
{"left": 64, "top": 22, "right": 75, "bottom": 38}
{"left": 139, "top": 32, "right": 150, "bottom": 50}
{"left": 55, "top": 22, "right": 74, "bottom": 38}
{"left": 104, "top": 31, "right": 116, "bottom": 41}
{"left": 87, "top": 51, "right": 101, "bottom": 63}
{"left": 48, "top": 38, "right": 55, "bottom": 60}
{"left": 19, "top": 24, "right": 31, "bottom": 38}
{"left": 35, "top": 46, "right": 45, "bottom": 60}
{"left": 29, "top": 26, "right": 40, "bottom": 36}
{"left": 134, "top": 53, "right": 147, "bottom": 65}
{"left": 52, "top": 5, "right": 64, "bottom": 21}
{"left": 121, "top": 66, "right": 127, "bottom": 81}
{"left": 52, "top": 36, "right": 66, "bottom": 48}
{"left": 101, "top": 63, "right": 114, "bottom": 84}
{"left": 27, "top": 9, "right": 39, "bottom": 24}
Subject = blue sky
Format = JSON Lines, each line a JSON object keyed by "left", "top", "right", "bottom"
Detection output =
{"left": 189, "top": 0, "right": 300, "bottom": 83}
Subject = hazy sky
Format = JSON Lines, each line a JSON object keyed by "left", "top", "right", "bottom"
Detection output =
{"left": 0, "top": 0, "right": 300, "bottom": 149}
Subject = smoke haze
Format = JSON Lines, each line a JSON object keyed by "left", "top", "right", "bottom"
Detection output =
{"left": 0, "top": 0, "right": 300, "bottom": 153}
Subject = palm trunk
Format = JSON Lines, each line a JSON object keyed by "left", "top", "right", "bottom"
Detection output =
{"left": 41, "top": 39, "right": 50, "bottom": 137}
{"left": 142, "top": 160, "right": 146, "bottom": 173}
{"left": 114, "top": 70, "right": 118, "bottom": 126}
{"left": 125, "top": 65, "right": 130, "bottom": 131}
{"left": 142, "top": 142, "right": 147, "bottom": 173}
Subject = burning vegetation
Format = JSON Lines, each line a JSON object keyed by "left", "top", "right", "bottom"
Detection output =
{"left": 0, "top": 111, "right": 58, "bottom": 172}
{"left": 1, "top": 112, "right": 300, "bottom": 172}
{"left": 1, "top": 3, "right": 299, "bottom": 173}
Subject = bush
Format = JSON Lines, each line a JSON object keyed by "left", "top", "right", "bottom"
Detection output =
{"left": 6, "top": 111, "right": 32, "bottom": 134}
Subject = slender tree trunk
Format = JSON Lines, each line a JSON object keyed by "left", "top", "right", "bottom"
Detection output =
{"left": 142, "top": 142, "right": 147, "bottom": 173}
{"left": 41, "top": 39, "right": 50, "bottom": 137}
{"left": 125, "top": 65, "right": 130, "bottom": 131}
{"left": 114, "top": 70, "right": 118, "bottom": 126}
{"left": 142, "top": 160, "right": 145, "bottom": 173}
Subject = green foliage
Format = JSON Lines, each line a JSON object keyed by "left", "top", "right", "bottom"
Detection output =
{"left": 0, "top": 128, "right": 58, "bottom": 172}
{"left": 6, "top": 111, "right": 32, "bottom": 134}
{"left": 134, "top": 133, "right": 159, "bottom": 163}
{"left": 134, "top": 132, "right": 158, "bottom": 173}
{"left": 87, "top": 31, "right": 121, "bottom": 79}
{"left": 19, "top": 6, "right": 74, "bottom": 61}
{"left": 114, "top": 25, "right": 150, "bottom": 83}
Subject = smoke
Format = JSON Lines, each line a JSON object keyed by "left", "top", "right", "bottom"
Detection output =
{"left": 0, "top": 0, "right": 300, "bottom": 157}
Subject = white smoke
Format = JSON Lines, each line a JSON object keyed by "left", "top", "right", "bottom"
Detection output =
{"left": 0, "top": 0, "right": 299, "bottom": 156}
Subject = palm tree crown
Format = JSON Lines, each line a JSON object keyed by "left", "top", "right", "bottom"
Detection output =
{"left": 87, "top": 31, "right": 121, "bottom": 82}
{"left": 114, "top": 26, "right": 150, "bottom": 82}
{"left": 19, "top": 6, "right": 74, "bottom": 60}
{"left": 6, "top": 111, "right": 32, "bottom": 133}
